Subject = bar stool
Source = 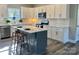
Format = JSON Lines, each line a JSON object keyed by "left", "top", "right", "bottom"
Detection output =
{"left": 10, "top": 29, "right": 33, "bottom": 55}
{"left": 9, "top": 29, "right": 23, "bottom": 55}
{"left": 19, "top": 32, "right": 31, "bottom": 55}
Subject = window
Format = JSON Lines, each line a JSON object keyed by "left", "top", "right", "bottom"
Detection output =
{"left": 8, "top": 8, "right": 21, "bottom": 21}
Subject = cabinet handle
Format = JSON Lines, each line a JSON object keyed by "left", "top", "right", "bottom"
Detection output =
{"left": 59, "top": 14, "right": 61, "bottom": 17}
{"left": 56, "top": 31, "right": 58, "bottom": 35}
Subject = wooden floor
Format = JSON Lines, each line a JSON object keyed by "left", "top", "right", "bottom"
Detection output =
{"left": 46, "top": 39, "right": 78, "bottom": 55}
{"left": 0, "top": 38, "right": 79, "bottom": 55}
{"left": 46, "top": 39, "right": 64, "bottom": 55}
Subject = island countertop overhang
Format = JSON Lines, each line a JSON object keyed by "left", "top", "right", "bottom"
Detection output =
{"left": 13, "top": 26, "right": 47, "bottom": 34}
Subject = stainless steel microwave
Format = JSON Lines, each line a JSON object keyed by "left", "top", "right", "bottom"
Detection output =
{"left": 38, "top": 12, "right": 46, "bottom": 19}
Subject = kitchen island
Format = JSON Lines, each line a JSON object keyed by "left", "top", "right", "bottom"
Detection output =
{"left": 14, "top": 26, "right": 47, "bottom": 54}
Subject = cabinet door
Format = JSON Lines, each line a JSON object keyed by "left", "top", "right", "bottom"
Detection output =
{"left": 21, "top": 7, "right": 34, "bottom": 18}
{"left": 34, "top": 6, "right": 47, "bottom": 18}
{"left": 56, "top": 28, "right": 64, "bottom": 42}
{"left": 45, "top": 5, "right": 51, "bottom": 18}
{"left": 46, "top": 5, "right": 55, "bottom": 18}
{"left": 0, "top": 5, "right": 7, "bottom": 18}
{"left": 21, "top": 7, "right": 29, "bottom": 18}
{"left": 32, "top": 8, "right": 36, "bottom": 18}
{"left": 59, "top": 4, "right": 67, "bottom": 19}
{"left": 40, "top": 6, "right": 46, "bottom": 12}
{"left": 34, "top": 7, "right": 42, "bottom": 18}
{"left": 51, "top": 27, "right": 57, "bottom": 40}
{"left": 48, "top": 26, "right": 52, "bottom": 39}
{"left": 28, "top": 8, "right": 35, "bottom": 18}
{"left": 37, "top": 7, "right": 42, "bottom": 13}
{"left": 54, "top": 4, "right": 61, "bottom": 18}
{"left": 55, "top": 4, "right": 67, "bottom": 19}
{"left": 51, "top": 27, "right": 64, "bottom": 42}
{"left": 34, "top": 8, "right": 38, "bottom": 18}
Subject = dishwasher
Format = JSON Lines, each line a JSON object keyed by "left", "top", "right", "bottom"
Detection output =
{"left": 0, "top": 26, "right": 11, "bottom": 39}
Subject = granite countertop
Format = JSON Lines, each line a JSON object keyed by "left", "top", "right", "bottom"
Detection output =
{"left": 13, "top": 26, "right": 47, "bottom": 33}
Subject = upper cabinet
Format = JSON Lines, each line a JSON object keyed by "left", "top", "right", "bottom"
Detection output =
{"left": 21, "top": 4, "right": 69, "bottom": 19}
{"left": 21, "top": 7, "right": 28, "bottom": 18}
{"left": 55, "top": 4, "right": 68, "bottom": 19}
{"left": 34, "top": 4, "right": 69, "bottom": 19}
{"left": 45, "top": 5, "right": 55, "bottom": 18}
{"left": 34, "top": 6, "right": 47, "bottom": 18}
{"left": 54, "top": 5, "right": 61, "bottom": 18}
{"left": 21, "top": 7, "right": 35, "bottom": 18}
{"left": 0, "top": 5, "right": 7, "bottom": 18}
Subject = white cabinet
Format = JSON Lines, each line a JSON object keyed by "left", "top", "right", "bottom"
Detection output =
{"left": 54, "top": 4, "right": 68, "bottom": 19}
{"left": 46, "top": 5, "right": 55, "bottom": 18}
{"left": 35, "top": 4, "right": 68, "bottom": 19}
{"left": 48, "top": 26, "right": 69, "bottom": 43}
{"left": 56, "top": 28, "right": 64, "bottom": 42}
{"left": 34, "top": 6, "right": 47, "bottom": 18}
{"left": 34, "top": 5, "right": 55, "bottom": 19}
{"left": 51, "top": 27, "right": 64, "bottom": 42}
{"left": 47, "top": 26, "right": 52, "bottom": 39}
{"left": 59, "top": 5, "right": 67, "bottom": 18}
{"left": 0, "top": 5, "right": 7, "bottom": 24}
{"left": 54, "top": 5, "right": 61, "bottom": 18}
{"left": 21, "top": 7, "right": 35, "bottom": 18}
{"left": 21, "top": 5, "right": 68, "bottom": 19}
{"left": 36, "top": 7, "right": 41, "bottom": 13}
{"left": 34, "top": 8, "right": 38, "bottom": 18}
{"left": 51, "top": 27, "right": 57, "bottom": 40}
{"left": 32, "top": 8, "right": 36, "bottom": 18}
{"left": 21, "top": 7, "right": 28, "bottom": 18}
{"left": 37, "top": 6, "right": 46, "bottom": 13}
{"left": 28, "top": 8, "right": 35, "bottom": 18}
{"left": 0, "top": 5, "right": 7, "bottom": 18}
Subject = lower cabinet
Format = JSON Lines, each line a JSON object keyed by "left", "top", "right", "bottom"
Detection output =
{"left": 47, "top": 26, "right": 52, "bottom": 39}
{"left": 51, "top": 27, "right": 57, "bottom": 40}
{"left": 56, "top": 28, "right": 64, "bottom": 42}
{"left": 48, "top": 26, "right": 69, "bottom": 43}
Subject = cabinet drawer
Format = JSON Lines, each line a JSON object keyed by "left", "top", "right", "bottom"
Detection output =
{"left": 51, "top": 27, "right": 64, "bottom": 42}
{"left": 47, "top": 27, "right": 52, "bottom": 39}
{"left": 51, "top": 28, "right": 57, "bottom": 40}
{"left": 56, "top": 30, "right": 64, "bottom": 42}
